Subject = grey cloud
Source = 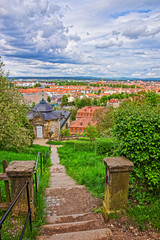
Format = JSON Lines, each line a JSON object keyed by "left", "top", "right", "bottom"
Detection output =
{"left": 134, "top": 51, "right": 148, "bottom": 55}
{"left": 112, "top": 30, "right": 120, "bottom": 35}
{"left": 95, "top": 40, "right": 123, "bottom": 48}
{"left": 123, "top": 25, "right": 160, "bottom": 39}
{"left": 0, "top": 0, "right": 70, "bottom": 59}
{"left": 123, "top": 25, "right": 147, "bottom": 39}
{"left": 69, "top": 34, "right": 81, "bottom": 41}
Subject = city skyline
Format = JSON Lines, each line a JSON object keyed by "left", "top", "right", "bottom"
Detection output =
{"left": 0, "top": 0, "right": 160, "bottom": 78}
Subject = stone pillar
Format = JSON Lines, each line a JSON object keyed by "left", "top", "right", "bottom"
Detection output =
{"left": 103, "top": 157, "right": 134, "bottom": 221}
{"left": 6, "top": 161, "right": 35, "bottom": 217}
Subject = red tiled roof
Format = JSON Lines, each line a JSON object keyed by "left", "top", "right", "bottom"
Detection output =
{"left": 77, "top": 106, "right": 104, "bottom": 113}
{"left": 69, "top": 118, "right": 96, "bottom": 128}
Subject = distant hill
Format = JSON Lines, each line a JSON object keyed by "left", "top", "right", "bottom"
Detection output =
{"left": 9, "top": 76, "right": 160, "bottom": 82}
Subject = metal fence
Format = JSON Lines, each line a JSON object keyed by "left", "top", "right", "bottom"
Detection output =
{"left": 0, "top": 181, "right": 32, "bottom": 240}
{"left": 34, "top": 146, "right": 51, "bottom": 194}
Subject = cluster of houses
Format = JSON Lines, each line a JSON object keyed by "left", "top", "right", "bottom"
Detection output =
{"left": 17, "top": 79, "right": 160, "bottom": 140}
{"left": 27, "top": 97, "right": 104, "bottom": 139}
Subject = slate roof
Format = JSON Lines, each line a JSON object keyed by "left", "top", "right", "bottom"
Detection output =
{"left": 27, "top": 98, "right": 71, "bottom": 127}
{"left": 32, "top": 98, "right": 53, "bottom": 112}
{"left": 56, "top": 110, "right": 71, "bottom": 128}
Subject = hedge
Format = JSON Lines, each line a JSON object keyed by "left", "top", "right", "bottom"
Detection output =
{"left": 74, "top": 141, "right": 93, "bottom": 151}
{"left": 94, "top": 138, "right": 115, "bottom": 155}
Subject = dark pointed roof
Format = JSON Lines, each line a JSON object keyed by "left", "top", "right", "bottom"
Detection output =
{"left": 32, "top": 98, "right": 53, "bottom": 112}
{"left": 28, "top": 98, "right": 60, "bottom": 121}
{"left": 27, "top": 98, "right": 71, "bottom": 125}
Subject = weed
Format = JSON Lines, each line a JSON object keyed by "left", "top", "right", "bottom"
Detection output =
{"left": 92, "top": 207, "right": 103, "bottom": 214}
{"left": 108, "top": 212, "right": 120, "bottom": 220}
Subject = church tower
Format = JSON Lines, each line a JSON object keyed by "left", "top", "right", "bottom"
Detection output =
{"left": 101, "top": 78, "right": 103, "bottom": 85}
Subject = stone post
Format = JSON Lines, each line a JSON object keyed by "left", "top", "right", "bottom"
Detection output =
{"left": 103, "top": 157, "right": 134, "bottom": 221}
{"left": 6, "top": 161, "right": 35, "bottom": 217}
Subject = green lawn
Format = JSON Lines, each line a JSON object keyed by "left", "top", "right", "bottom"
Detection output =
{"left": 0, "top": 144, "right": 51, "bottom": 240}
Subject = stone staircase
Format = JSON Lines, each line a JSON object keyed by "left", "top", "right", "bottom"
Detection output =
{"left": 36, "top": 147, "right": 112, "bottom": 240}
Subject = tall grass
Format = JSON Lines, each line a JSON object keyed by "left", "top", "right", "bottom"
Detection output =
{"left": 58, "top": 144, "right": 105, "bottom": 198}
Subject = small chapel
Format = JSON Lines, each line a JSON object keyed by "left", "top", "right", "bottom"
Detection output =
{"left": 27, "top": 96, "right": 71, "bottom": 139}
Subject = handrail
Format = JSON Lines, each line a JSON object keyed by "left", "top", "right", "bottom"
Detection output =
{"left": 0, "top": 181, "right": 32, "bottom": 240}
{"left": 34, "top": 146, "right": 51, "bottom": 194}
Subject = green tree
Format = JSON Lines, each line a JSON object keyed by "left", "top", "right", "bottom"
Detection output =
{"left": 70, "top": 108, "right": 78, "bottom": 121}
{"left": 93, "top": 107, "right": 114, "bottom": 136}
{"left": 34, "top": 83, "right": 42, "bottom": 88}
{"left": 0, "top": 58, "right": 32, "bottom": 151}
{"left": 97, "top": 89, "right": 101, "bottom": 95}
{"left": 84, "top": 124, "right": 99, "bottom": 142}
{"left": 31, "top": 102, "right": 36, "bottom": 109}
{"left": 61, "top": 95, "right": 68, "bottom": 106}
{"left": 60, "top": 129, "right": 71, "bottom": 136}
{"left": 47, "top": 96, "right": 51, "bottom": 102}
{"left": 93, "top": 98, "right": 97, "bottom": 106}
{"left": 100, "top": 95, "right": 108, "bottom": 105}
{"left": 75, "top": 97, "right": 81, "bottom": 108}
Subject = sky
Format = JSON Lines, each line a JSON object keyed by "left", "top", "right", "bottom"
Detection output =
{"left": 0, "top": 0, "right": 160, "bottom": 78}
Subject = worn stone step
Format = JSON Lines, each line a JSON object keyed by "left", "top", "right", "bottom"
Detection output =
{"left": 36, "top": 228, "right": 112, "bottom": 240}
{"left": 50, "top": 166, "right": 66, "bottom": 173}
{"left": 41, "top": 220, "right": 103, "bottom": 235}
{"left": 46, "top": 213, "right": 95, "bottom": 224}
{"left": 49, "top": 177, "right": 76, "bottom": 185}
{"left": 45, "top": 185, "right": 85, "bottom": 194}
{"left": 50, "top": 172, "right": 69, "bottom": 177}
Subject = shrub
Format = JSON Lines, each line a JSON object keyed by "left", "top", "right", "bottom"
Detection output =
{"left": 46, "top": 141, "right": 65, "bottom": 145}
{"left": 112, "top": 95, "right": 160, "bottom": 193}
{"left": 77, "top": 137, "right": 90, "bottom": 141}
{"left": 74, "top": 141, "right": 93, "bottom": 151}
{"left": 84, "top": 124, "right": 99, "bottom": 141}
{"left": 60, "top": 129, "right": 71, "bottom": 136}
{"left": 65, "top": 140, "right": 75, "bottom": 146}
{"left": 94, "top": 138, "right": 115, "bottom": 155}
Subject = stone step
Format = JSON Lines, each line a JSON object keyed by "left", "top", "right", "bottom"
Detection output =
{"left": 36, "top": 228, "right": 112, "bottom": 240}
{"left": 50, "top": 166, "right": 66, "bottom": 173}
{"left": 41, "top": 220, "right": 103, "bottom": 235}
{"left": 45, "top": 185, "right": 85, "bottom": 195}
{"left": 49, "top": 177, "right": 76, "bottom": 184}
{"left": 46, "top": 213, "right": 95, "bottom": 224}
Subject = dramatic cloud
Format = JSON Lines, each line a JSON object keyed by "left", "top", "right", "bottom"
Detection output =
{"left": 1, "top": 0, "right": 160, "bottom": 78}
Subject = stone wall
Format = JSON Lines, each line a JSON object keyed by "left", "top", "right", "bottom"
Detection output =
{"left": 30, "top": 116, "right": 59, "bottom": 139}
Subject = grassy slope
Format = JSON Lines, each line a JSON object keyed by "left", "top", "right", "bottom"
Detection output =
{"left": 0, "top": 144, "right": 51, "bottom": 240}
{"left": 58, "top": 143, "right": 160, "bottom": 232}
{"left": 58, "top": 144, "right": 105, "bottom": 199}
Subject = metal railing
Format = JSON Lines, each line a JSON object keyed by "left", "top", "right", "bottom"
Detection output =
{"left": 0, "top": 181, "right": 32, "bottom": 240}
{"left": 34, "top": 146, "right": 51, "bottom": 194}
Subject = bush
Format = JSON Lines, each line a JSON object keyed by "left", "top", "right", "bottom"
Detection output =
{"left": 46, "top": 141, "right": 65, "bottom": 145}
{"left": 65, "top": 140, "right": 75, "bottom": 146}
{"left": 112, "top": 94, "right": 160, "bottom": 193}
{"left": 94, "top": 138, "right": 115, "bottom": 155}
{"left": 60, "top": 129, "right": 71, "bottom": 136}
{"left": 74, "top": 141, "right": 93, "bottom": 152}
{"left": 77, "top": 137, "right": 90, "bottom": 141}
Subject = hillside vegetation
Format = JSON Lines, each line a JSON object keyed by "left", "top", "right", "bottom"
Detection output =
{"left": 57, "top": 93, "right": 160, "bottom": 232}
